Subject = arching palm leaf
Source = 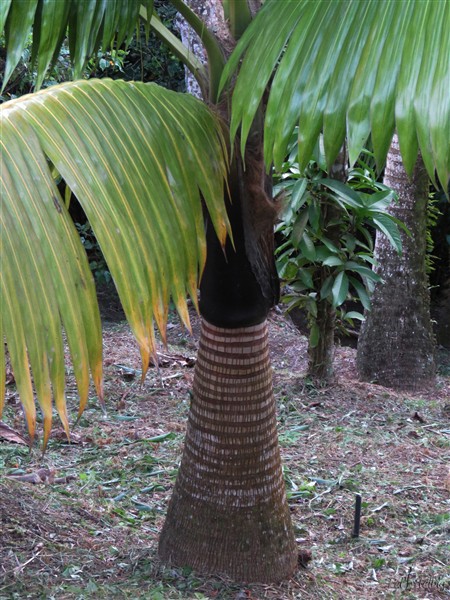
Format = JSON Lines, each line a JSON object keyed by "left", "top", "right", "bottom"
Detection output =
{"left": 223, "top": 0, "right": 449, "bottom": 191}
{"left": 0, "top": 79, "right": 229, "bottom": 448}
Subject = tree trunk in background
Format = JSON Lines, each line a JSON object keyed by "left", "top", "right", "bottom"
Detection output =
{"left": 158, "top": 320, "right": 296, "bottom": 582}
{"left": 357, "top": 135, "right": 436, "bottom": 391}
{"left": 308, "top": 274, "right": 336, "bottom": 381}
{"left": 175, "top": 0, "right": 224, "bottom": 99}
{"left": 308, "top": 147, "right": 347, "bottom": 381}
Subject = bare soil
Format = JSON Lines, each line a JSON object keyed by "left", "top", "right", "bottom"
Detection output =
{"left": 1, "top": 297, "right": 449, "bottom": 600}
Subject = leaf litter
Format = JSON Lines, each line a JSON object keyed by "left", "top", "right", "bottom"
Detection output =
{"left": 1, "top": 293, "right": 449, "bottom": 600}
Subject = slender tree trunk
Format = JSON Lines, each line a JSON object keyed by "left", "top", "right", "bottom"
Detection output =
{"left": 158, "top": 319, "right": 296, "bottom": 582}
{"left": 308, "top": 273, "right": 336, "bottom": 381}
{"left": 357, "top": 135, "right": 436, "bottom": 390}
{"left": 307, "top": 147, "right": 347, "bottom": 381}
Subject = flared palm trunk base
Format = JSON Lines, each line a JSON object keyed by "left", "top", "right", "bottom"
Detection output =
{"left": 158, "top": 319, "right": 297, "bottom": 582}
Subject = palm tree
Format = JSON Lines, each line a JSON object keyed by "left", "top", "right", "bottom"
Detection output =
{"left": 1, "top": 0, "right": 449, "bottom": 583}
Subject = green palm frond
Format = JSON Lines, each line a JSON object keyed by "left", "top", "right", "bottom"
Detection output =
{"left": 222, "top": 0, "right": 450, "bottom": 190}
{"left": 1, "top": 0, "right": 154, "bottom": 89}
{"left": 0, "top": 79, "right": 229, "bottom": 448}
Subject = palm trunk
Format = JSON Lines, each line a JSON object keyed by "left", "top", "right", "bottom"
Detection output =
{"left": 159, "top": 2, "right": 296, "bottom": 581}
{"left": 158, "top": 155, "right": 297, "bottom": 581}
{"left": 158, "top": 319, "right": 296, "bottom": 581}
{"left": 357, "top": 135, "right": 436, "bottom": 390}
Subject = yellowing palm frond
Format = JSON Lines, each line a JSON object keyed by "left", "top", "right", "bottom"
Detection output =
{"left": 0, "top": 79, "right": 229, "bottom": 448}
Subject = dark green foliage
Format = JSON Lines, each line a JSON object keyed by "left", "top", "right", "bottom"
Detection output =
{"left": 274, "top": 132, "right": 404, "bottom": 348}
{"left": 75, "top": 222, "right": 111, "bottom": 285}
{"left": 0, "top": 2, "right": 184, "bottom": 101}
{"left": 87, "top": 2, "right": 185, "bottom": 91}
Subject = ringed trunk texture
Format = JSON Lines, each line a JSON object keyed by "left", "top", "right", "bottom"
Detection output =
{"left": 357, "top": 135, "right": 436, "bottom": 391}
{"left": 158, "top": 319, "right": 297, "bottom": 582}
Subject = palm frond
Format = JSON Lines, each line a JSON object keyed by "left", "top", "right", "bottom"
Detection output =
{"left": 222, "top": 0, "right": 449, "bottom": 190}
{"left": 0, "top": 79, "right": 229, "bottom": 447}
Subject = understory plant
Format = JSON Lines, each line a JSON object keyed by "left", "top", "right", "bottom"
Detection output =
{"left": 275, "top": 136, "right": 406, "bottom": 377}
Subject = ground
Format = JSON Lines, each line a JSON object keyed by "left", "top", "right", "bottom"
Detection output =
{"left": 1, "top": 295, "right": 449, "bottom": 600}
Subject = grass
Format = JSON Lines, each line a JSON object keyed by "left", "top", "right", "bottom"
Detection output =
{"left": 1, "top": 309, "right": 449, "bottom": 600}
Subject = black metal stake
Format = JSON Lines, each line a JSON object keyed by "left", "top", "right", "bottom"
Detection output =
{"left": 352, "top": 493, "right": 362, "bottom": 538}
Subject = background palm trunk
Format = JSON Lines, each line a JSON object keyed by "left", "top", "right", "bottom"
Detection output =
{"left": 158, "top": 319, "right": 297, "bottom": 582}
{"left": 357, "top": 135, "right": 436, "bottom": 390}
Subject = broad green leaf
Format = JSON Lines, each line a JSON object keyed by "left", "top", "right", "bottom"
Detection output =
{"left": 356, "top": 224, "right": 375, "bottom": 252}
{"left": 318, "top": 236, "right": 340, "bottom": 255}
{"left": 291, "top": 210, "right": 309, "bottom": 249}
{"left": 319, "top": 179, "right": 362, "bottom": 209}
{"left": 299, "top": 232, "right": 316, "bottom": 262}
{"left": 290, "top": 178, "right": 308, "bottom": 213}
{"left": 298, "top": 269, "right": 314, "bottom": 290}
{"left": 290, "top": 282, "right": 309, "bottom": 294}
{"left": 355, "top": 253, "right": 377, "bottom": 267}
{"left": 348, "top": 276, "right": 371, "bottom": 312}
{"left": 372, "top": 214, "right": 403, "bottom": 254}
{"left": 341, "top": 233, "right": 356, "bottom": 254}
{"left": 365, "top": 189, "right": 397, "bottom": 211}
{"left": 308, "top": 201, "right": 321, "bottom": 234}
{"left": 320, "top": 275, "right": 333, "bottom": 300}
{"left": 314, "top": 246, "right": 334, "bottom": 262}
{"left": 331, "top": 271, "right": 349, "bottom": 308}
{"left": 306, "top": 295, "right": 318, "bottom": 319}
{"left": 322, "top": 256, "right": 344, "bottom": 267}
{"left": 284, "top": 262, "right": 301, "bottom": 282}
{"left": 344, "top": 262, "right": 381, "bottom": 283}
{"left": 344, "top": 311, "right": 364, "bottom": 322}
{"left": 1, "top": 79, "right": 229, "bottom": 445}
